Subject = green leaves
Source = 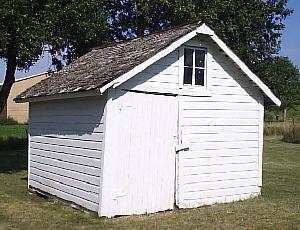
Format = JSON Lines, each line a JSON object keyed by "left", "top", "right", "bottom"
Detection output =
{"left": 259, "top": 57, "right": 300, "bottom": 109}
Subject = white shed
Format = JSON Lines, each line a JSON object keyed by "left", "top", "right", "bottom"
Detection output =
{"left": 15, "top": 22, "right": 280, "bottom": 217}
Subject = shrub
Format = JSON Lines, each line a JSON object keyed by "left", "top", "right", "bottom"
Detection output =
{"left": 264, "top": 123, "right": 285, "bottom": 136}
{"left": 0, "top": 136, "right": 28, "bottom": 150}
{"left": 282, "top": 124, "right": 300, "bottom": 144}
{"left": 0, "top": 117, "right": 19, "bottom": 125}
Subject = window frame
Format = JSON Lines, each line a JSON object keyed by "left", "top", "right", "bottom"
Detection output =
{"left": 182, "top": 46, "right": 207, "bottom": 88}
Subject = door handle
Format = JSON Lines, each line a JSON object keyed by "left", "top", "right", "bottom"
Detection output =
{"left": 175, "top": 144, "right": 189, "bottom": 152}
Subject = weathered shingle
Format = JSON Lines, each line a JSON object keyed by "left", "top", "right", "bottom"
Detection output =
{"left": 16, "top": 22, "right": 201, "bottom": 100}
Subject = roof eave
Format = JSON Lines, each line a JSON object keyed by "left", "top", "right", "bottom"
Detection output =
{"left": 15, "top": 89, "right": 102, "bottom": 103}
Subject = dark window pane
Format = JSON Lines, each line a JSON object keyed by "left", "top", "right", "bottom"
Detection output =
{"left": 195, "top": 50, "right": 205, "bottom": 68}
{"left": 184, "top": 48, "right": 193, "bottom": 66}
{"left": 195, "top": 69, "right": 204, "bottom": 86}
{"left": 184, "top": 67, "right": 193, "bottom": 85}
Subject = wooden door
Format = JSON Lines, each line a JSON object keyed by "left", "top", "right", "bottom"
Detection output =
{"left": 106, "top": 89, "right": 178, "bottom": 215}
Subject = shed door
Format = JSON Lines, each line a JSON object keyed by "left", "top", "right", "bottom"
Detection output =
{"left": 108, "top": 89, "right": 178, "bottom": 214}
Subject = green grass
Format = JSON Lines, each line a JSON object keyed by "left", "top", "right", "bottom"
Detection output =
{"left": 0, "top": 124, "right": 28, "bottom": 150}
{"left": 0, "top": 139, "right": 299, "bottom": 229}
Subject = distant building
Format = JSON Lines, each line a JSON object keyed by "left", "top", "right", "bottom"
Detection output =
{"left": 0, "top": 73, "right": 48, "bottom": 123}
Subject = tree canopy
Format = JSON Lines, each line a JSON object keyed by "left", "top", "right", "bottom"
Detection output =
{"left": 259, "top": 56, "right": 300, "bottom": 110}
{"left": 0, "top": 0, "right": 109, "bottom": 112}
{"left": 0, "top": 0, "right": 295, "bottom": 113}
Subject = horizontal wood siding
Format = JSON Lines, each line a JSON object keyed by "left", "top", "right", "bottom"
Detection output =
{"left": 120, "top": 51, "right": 179, "bottom": 91}
{"left": 178, "top": 37, "right": 263, "bottom": 208}
{"left": 29, "top": 96, "right": 106, "bottom": 212}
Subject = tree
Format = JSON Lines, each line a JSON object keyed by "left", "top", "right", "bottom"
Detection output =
{"left": 108, "top": 0, "right": 292, "bottom": 71}
{"left": 259, "top": 56, "right": 300, "bottom": 126}
{"left": 0, "top": 0, "right": 109, "bottom": 113}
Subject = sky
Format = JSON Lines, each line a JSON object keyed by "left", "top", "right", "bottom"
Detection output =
{"left": 0, "top": 1, "right": 299, "bottom": 82}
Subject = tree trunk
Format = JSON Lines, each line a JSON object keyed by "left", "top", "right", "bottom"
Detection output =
{"left": 0, "top": 44, "right": 17, "bottom": 113}
{"left": 283, "top": 107, "right": 288, "bottom": 132}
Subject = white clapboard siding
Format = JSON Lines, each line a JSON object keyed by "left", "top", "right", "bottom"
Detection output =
{"left": 182, "top": 133, "right": 258, "bottom": 143}
{"left": 30, "top": 142, "right": 101, "bottom": 159}
{"left": 181, "top": 178, "right": 259, "bottom": 193}
{"left": 181, "top": 186, "right": 260, "bottom": 206}
{"left": 183, "top": 170, "right": 259, "bottom": 184}
{"left": 30, "top": 181, "right": 98, "bottom": 212}
{"left": 180, "top": 192, "right": 259, "bottom": 208}
{"left": 177, "top": 37, "right": 262, "bottom": 208}
{"left": 30, "top": 168, "right": 99, "bottom": 194}
{"left": 181, "top": 162, "right": 259, "bottom": 176}
{"left": 30, "top": 155, "right": 101, "bottom": 176}
{"left": 181, "top": 155, "right": 258, "bottom": 167}
{"left": 183, "top": 110, "right": 259, "bottom": 119}
{"left": 31, "top": 149, "right": 101, "bottom": 168}
{"left": 182, "top": 125, "right": 259, "bottom": 135}
{"left": 30, "top": 122, "right": 104, "bottom": 133}
{"left": 29, "top": 96, "right": 106, "bottom": 211}
{"left": 31, "top": 161, "right": 100, "bottom": 186}
{"left": 30, "top": 175, "right": 98, "bottom": 203}
{"left": 31, "top": 136, "right": 103, "bottom": 150}
{"left": 120, "top": 50, "right": 179, "bottom": 91}
{"left": 188, "top": 141, "right": 259, "bottom": 151}
{"left": 183, "top": 102, "right": 259, "bottom": 111}
{"left": 183, "top": 148, "right": 259, "bottom": 159}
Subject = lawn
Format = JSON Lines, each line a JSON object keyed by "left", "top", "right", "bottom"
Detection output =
{"left": 0, "top": 138, "right": 299, "bottom": 229}
{"left": 0, "top": 124, "right": 28, "bottom": 150}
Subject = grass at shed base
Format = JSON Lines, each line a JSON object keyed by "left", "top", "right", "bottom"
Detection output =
{"left": 0, "top": 138, "right": 299, "bottom": 229}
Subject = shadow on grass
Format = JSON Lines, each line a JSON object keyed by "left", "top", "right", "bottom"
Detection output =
{"left": 0, "top": 137, "right": 28, "bottom": 173}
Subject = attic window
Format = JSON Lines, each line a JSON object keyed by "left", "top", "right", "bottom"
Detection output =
{"left": 183, "top": 48, "right": 206, "bottom": 86}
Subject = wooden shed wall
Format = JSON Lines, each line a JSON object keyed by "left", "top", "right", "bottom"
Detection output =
{"left": 176, "top": 37, "right": 264, "bottom": 208}
{"left": 29, "top": 96, "right": 106, "bottom": 211}
{"left": 99, "top": 51, "right": 179, "bottom": 217}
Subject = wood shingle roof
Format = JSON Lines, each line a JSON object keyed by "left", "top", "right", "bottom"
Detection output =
{"left": 16, "top": 22, "right": 201, "bottom": 100}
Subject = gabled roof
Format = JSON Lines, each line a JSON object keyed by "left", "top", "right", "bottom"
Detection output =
{"left": 15, "top": 22, "right": 280, "bottom": 106}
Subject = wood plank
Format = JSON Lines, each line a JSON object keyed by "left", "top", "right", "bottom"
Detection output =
{"left": 182, "top": 102, "right": 259, "bottom": 111}
{"left": 182, "top": 155, "right": 258, "bottom": 167}
{"left": 179, "top": 191, "right": 259, "bottom": 208}
{"left": 30, "top": 115, "right": 104, "bottom": 124}
{"left": 183, "top": 110, "right": 258, "bottom": 119}
{"left": 181, "top": 178, "right": 258, "bottom": 193}
{"left": 30, "top": 180, "right": 98, "bottom": 212}
{"left": 30, "top": 129, "right": 103, "bottom": 142}
{"left": 182, "top": 148, "right": 259, "bottom": 159}
{"left": 31, "top": 167, "right": 99, "bottom": 194}
{"left": 30, "top": 122, "right": 104, "bottom": 133}
{"left": 188, "top": 140, "right": 259, "bottom": 151}
{"left": 182, "top": 133, "right": 258, "bottom": 143}
{"left": 182, "top": 125, "right": 259, "bottom": 135}
{"left": 183, "top": 118, "right": 258, "bottom": 126}
{"left": 31, "top": 142, "right": 101, "bottom": 159}
{"left": 31, "top": 161, "right": 100, "bottom": 186}
{"left": 183, "top": 94, "right": 257, "bottom": 103}
{"left": 182, "top": 170, "right": 259, "bottom": 184}
{"left": 30, "top": 175, "right": 98, "bottom": 203}
{"left": 30, "top": 155, "right": 101, "bottom": 176}
{"left": 181, "top": 162, "right": 258, "bottom": 175}
{"left": 31, "top": 136, "right": 103, "bottom": 150}
{"left": 31, "top": 148, "right": 101, "bottom": 168}
{"left": 182, "top": 186, "right": 260, "bottom": 200}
